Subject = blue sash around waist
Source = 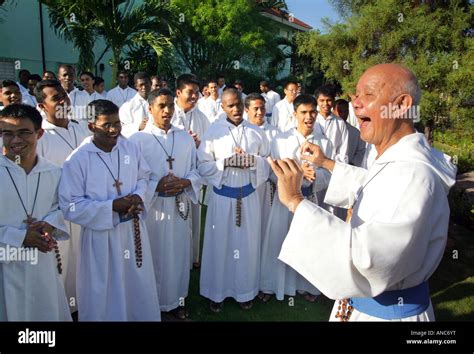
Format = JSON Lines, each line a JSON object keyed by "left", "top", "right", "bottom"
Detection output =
{"left": 213, "top": 183, "right": 256, "bottom": 199}
{"left": 350, "top": 282, "right": 430, "bottom": 320}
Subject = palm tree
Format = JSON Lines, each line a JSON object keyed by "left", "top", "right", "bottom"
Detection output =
{"left": 42, "top": 0, "right": 176, "bottom": 80}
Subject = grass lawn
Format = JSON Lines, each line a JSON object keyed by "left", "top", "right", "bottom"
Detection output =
{"left": 166, "top": 205, "right": 474, "bottom": 322}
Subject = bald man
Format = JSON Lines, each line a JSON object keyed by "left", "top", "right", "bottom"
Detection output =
{"left": 269, "top": 63, "right": 457, "bottom": 321}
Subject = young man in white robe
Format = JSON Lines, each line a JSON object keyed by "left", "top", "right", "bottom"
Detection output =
{"left": 57, "top": 64, "right": 91, "bottom": 132}
{"left": 270, "top": 81, "right": 298, "bottom": 132}
{"left": 80, "top": 71, "right": 107, "bottom": 101}
{"left": 16, "top": 69, "right": 36, "bottom": 107}
{"left": 244, "top": 93, "right": 279, "bottom": 239}
{"left": 35, "top": 79, "right": 90, "bottom": 314}
{"left": 0, "top": 104, "right": 71, "bottom": 321}
{"left": 198, "top": 88, "right": 270, "bottom": 313}
{"left": 106, "top": 71, "right": 137, "bottom": 108}
{"left": 259, "top": 80, "right": 280, "bottom": 122}
{"left": 202, "top": 80, "right": 222, "bottom": 124}
{"left": 260, "top": 94, "right": 331, "bottom": 303}
{"left": 269, "top": 63, "right": 457, "bottom": 321}
{"left": 171, "top": 74, "right": 209, "bottom": 269}
{"left": 119, "top": 72, "right": 153, "bottom": 137}
{"left": 58, "top": 99, "right": 160, "bottom": 321}
{"left": 130, "top": 88, "right": 201, "bottom": 320}
{"left": 1, "top": 80, "right": 22, "bottom": 108}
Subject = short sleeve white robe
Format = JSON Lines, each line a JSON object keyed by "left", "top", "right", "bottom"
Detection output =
{"left": 119, "top": 93, "right": 152, "bottom": 137}
{"left": 260, "top": 128, "right": 331, "bottom": 300}
{"left": 197, "top": 117, "right": 270, "bottom": 303}
{"left": 278, "top": 133, "right": 457, "bottom": 321}
{"left": 37, "top": 118, "right": 89, "bottom": 312}
{"left": 0, "top": 155, "right": 71, "bottom": 321}
{"left": 58, "top": 136, "right": 161, "bottom": 321}
{"left": 270, "top": 98, "right": 295, "bottom": 132}
{"left": 129, "top": 125, "right": 201, "bottom": 311}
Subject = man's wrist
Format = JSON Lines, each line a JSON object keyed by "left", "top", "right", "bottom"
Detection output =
{"left": 287, "top": 195, "right": 304, "bottom": 213}
{"left": 322, "top": 158, "right": 335, "bottom": 172}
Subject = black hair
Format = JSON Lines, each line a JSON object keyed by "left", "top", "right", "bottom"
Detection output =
{"left": 148, "top": 88, "right": 174, "bottom": 105}
{"left": 87, "top": 99, "right": 119, "bottom": 122}
{"left": 176, "top": 73, "right": 200, "bottom": 91}
{"left": 244, "top": 93, "right": 265, "bottom": 109}
{"left": 58, "top": 64, "right": 75, "bottom": 74}
{"left": 0, "top": 103, "right": 43, "bottom": 130}
{"left": 80, "top": 71, "right": 94, "bottom": 80}
{"left": 43, "top": 70, "right": 57, "bottom": 79}
{"left": 18, "top": 69, "right": 31, "bottom": 78}
{"left": 1, "top": 80, "right": 19, "bottom": 89}
{"left": 34, "top": 79, "right": 62, "bottom": 103}
{"left": 259, "top": 80, "right": 269, "bottom": 87}
{"left": 117, "top": 70, "right": 128, "bottom": 77}
{"left": 28, "top": 74, "right": 42, "bottom": 82}
{"left": 284, "top": 80, "right": 299, "bottom": 90}
{"left": 133, "top": 72, "right": 150, "bottom": 83}
{"left": 314, "top": 85, "right": 336, "bottom": 100}
{"left": 94, "top": 77, "right": 105, "bottom": 85}
{"left": 293, "top": 94, "right": 317, "bottom": 111}
{"left": 334, "top": 98, "right": 349, "bottom": 109}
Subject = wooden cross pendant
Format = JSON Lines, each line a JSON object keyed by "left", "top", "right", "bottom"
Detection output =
{"left": 166, "top": 156, "right": 174, "bottom": 170}
{"left": 23, "top": 215, "right": 37, "bottom": 226}
{"left": 114, "top": 179, "right": 123, "bottom": 195}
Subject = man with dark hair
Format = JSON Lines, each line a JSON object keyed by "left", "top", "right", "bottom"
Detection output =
{"left": 58, "top": 99, "right": 161, "bottom": 321}
{"left": 0, "top": 104, "right": 71, "bottom": 321}
{"left": 334, "top": 98, "right": 365, "bottom": 167}
{"left": 259, "top": 80, "right": 280, "bottom": 120}
{"left": 42, "top": 71, "right": 57, "bottom": 81}
{"left": 271, "top": 81, "right": 298, "bottom": 131}
{"left": 1, "top": 80, "right": 22, "bottom": 108}
{"left": 260, "top": 94, "right": 331, "bottom": 303}
{"left": 198, "top": 88, "right": 270, "bottom": 313}
{"left": 151, "top": 76, "right": 162, "bottom": 91}
{"left": 93, "top": 76, "right": 107, "bottom": 96}
{"left": 118, "top": 72, "right": 152, "bottom": 137}
{"left": 217, "top": 74, "right": 226, "bottom": 98}
{"left": 35, "top": 80, "right": 90, "bottom": 313}
{"left": 106, "top": 70, "right": 137, "bottom": 108}
{"left": 202, "top": 79, "right": 222, "bottom": 123}
{"left": 130, "top": 88, "right": 201, "bottom": 320}
{"left": 197, "top": 82, "right": 209, "bottom": 112}
{"left": 16, "top": 69, "right": 36, "bottom": 107}
{"left": 233, "top": 80, "right": 247, "bottom": 101}
{"left": 27, "top": 74, "right": 42, "bottom": 104}
{"left": 57, "top": 64, "right": 91, "bottom": 131}
{"left": 172, "top": 74, "right": 209, "bottom": 268}
{"left": 80, "top": 71, "right": 105, "bottom": 100}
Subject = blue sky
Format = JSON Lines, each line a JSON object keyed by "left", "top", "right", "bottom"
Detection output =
{"left": 285, "top": 0, "right": 341, "bottom": 32}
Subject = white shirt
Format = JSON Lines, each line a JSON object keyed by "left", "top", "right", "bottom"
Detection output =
{"left": 172, "top": 102, "right": 209, "bottom": 140}
{"left": 202, "top": 97, "right": 222, "bottom": 124}
{"left": 262, "top": 90, "right": 281, "bottom": 117}
{"left": 106, "top": 85, "right": 137, "bottom": 108}
{"left": 315, "top": 113, "right": 349, "bottom": 163}
{"left": 68, "top": 88, "right": 92, "bottom": 131}
{"left": 16, "top": 82, "right": 37, "bottom": 107}
{"left": 271, "top": 98, "right": 295, "bottom": 132}
{"left": 119, "top": 93, "right": 152, "bottom": 137}
{"left": 85, "top": 91, "right": 107, "bottom": 101}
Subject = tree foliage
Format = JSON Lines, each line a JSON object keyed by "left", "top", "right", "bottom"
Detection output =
{"left": 297, "top": 0, "right": 473, "bottom": 133}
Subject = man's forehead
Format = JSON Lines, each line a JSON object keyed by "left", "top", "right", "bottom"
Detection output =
{"left": 2, "top": 86, "right": 20, "bottom": 93}
{"left": 249, "top": 99, "right": 265, "bottom": 107}
{"left": 96, "top": 113, "right": 120, "bottom": 123}
{"left": 222, "top": 92, "right": 240, "bottom": 104}
{"left": 2, "top": 117, "right": 35, "bottom": 129}
{"left": 296, "top": 103, "right": 316, "bottom": 112}
{"left": 356, "top": 72, "right": 386, "bottom": 91}
{"left": 155, "top": 95, "right": 173, "bottom": 104}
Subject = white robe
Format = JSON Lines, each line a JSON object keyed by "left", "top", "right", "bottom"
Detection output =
{"left": 0, "top": 155, "right": 71, "bottom": 321}
{"left": 16, "top": 82, "right": 37, "bottom": 107}
{"left": 278, "top": 133, "right": 457, "bottom": 321}
{"left": 197, "top": 117, "right": 270, "bottom": 302}
{"left": 315, "top": 113, "right": 349, "bottom": 163}
{"left": 68, "top": 88, "right": 92, "bottom": 132}
{"left": 260, "top": 128, "right": 331, "bottom": 300}
{"left": 58, "top": 136, "right": 161, "bottom": 321}
{"left": 171, "top": 102, "right": 209, "bottom": 265}
{"left": 119, "top": 93, "right": 152, "bottom": 137}
{"left": 262, "top": 90, "right": 281, "bottom": 118}
{"left": 271, "top": 98, "right": 295, "bottom": 132}
{"left": 202, "top": 97, "right": 222, "bottom": 124}
{"left": 36, "top": 118, "right": 90, "bottom": 313}
{"left": 129, "top": 125, "right": 201, "bottom": 311}
{"left": 106, "top": 86, "right": 137, "bottom": 108}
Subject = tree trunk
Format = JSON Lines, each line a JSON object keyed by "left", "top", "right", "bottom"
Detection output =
{"left": 111, "top": 47, "right": 121, "bottom": 88}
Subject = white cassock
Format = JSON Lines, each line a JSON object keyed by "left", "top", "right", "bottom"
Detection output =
{"left": 129, "top": 125, "right": 201, "bottom": 311}
{"left": 106, "top": 86, "right": 137, "bottom": 108}
{"left": 58, "top": 136, "right": 161, "bottom": 321}
{"left": 171, "top": 102, "right": 209, "bottom": 266}
{"left": 197, "top": 97, "right": 208, "bottom": 114}
{"left": 260, "top": 128, "right": 331, "bottom": 300}
{"left": 0, "top": 155, "right": 71, "bottom": 321}
{"left": 202, "top": 97, "right": 222, "bottom": 124}
{"left": 16, "top": 82, "right": 37, "bottom": 107}
{"left": 198, "top": 118, "right": 270, "bottom": 303}
{"left": 119, "top": 93, "right": 152, "bottom": 137}
{"left": 262, "top": 90, "right": 281, "bottom": 119}
{"left": 254, "top": 122, "right": 280, "bottom": 237}
{"left": 36, "top": 118, "right": 90, "bottom": 313}
{"left": 86, "top": 91, "right": 107, "bottom": 101}
{"left": 346, "top": 122, "right": 366, "bottom": 167}
{"left": 271, "top": 98, "right": 295, "bottom": 132}
{"left": 68, "top": 88, "right": 92, "bottom": 132}
{"left": 362, "top": 142, "right": 377, "bottom": 169}
{"left": 279, "top": 133, "right": 457, "bottom": 321}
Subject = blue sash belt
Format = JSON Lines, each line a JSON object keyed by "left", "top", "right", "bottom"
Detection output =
{"left": 301, "top": 185, "right": 313, "bottom": 197}
{"left": 350, "top": 282, "right": 430, "bottom": 320}
{"left": 213, "top": 183, "right": 256, "bottom": 199}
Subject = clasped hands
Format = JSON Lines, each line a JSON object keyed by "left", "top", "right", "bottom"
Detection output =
{"left": 113, "top": 194, "right": 144, "bottom": 217}
{"left": 24, "top": 221, "right": 56, "bottom": 253}
{"left": 268, "top": 141, "right": 329, "bottom": 212}
{"left": 156, "top": 172, "right": 191, "bottom": 196}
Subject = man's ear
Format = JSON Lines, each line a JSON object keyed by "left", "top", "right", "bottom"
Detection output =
{"left": 37, "top": 102, "right": 45, "bottom": 112}
{"left": 393, "top": 94, "right": 413, "bottom": 119}
{"left": 88, "top": 122, "right": 95, "bottom": 133}
{"left": 36, "top": 128, "right": 45, "bottom": 140}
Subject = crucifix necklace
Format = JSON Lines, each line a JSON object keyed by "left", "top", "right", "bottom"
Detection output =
{"left": 228, "top": 124, "right": 247, "bottom": 227}
{"left": 96, "top": 149, "right": 122, "bottom": 195}
{"left": 52, "top": 124, "right": 78, "bottom": 151}
{"left": 228, "top": 125, "right": 245, "bottom": 152}
{"left": 5, "top": 167, "right": 41, "bottom": 225}
{"left": 152, "top": 131, "right": 175, "bottom": 170}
